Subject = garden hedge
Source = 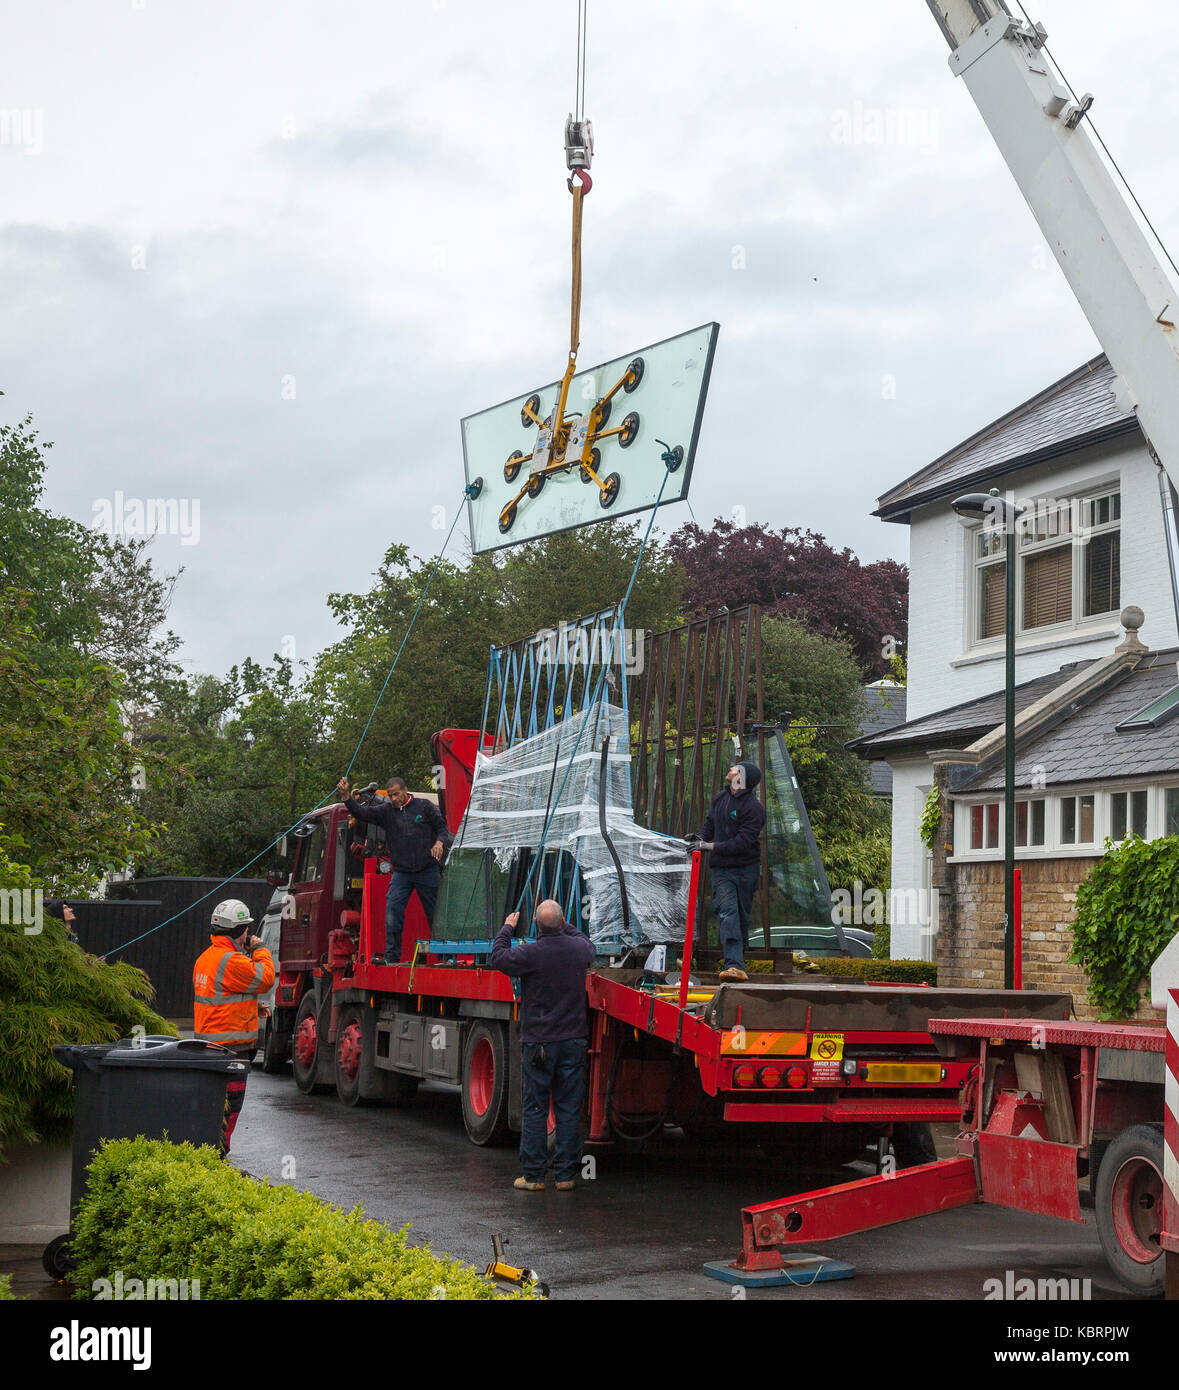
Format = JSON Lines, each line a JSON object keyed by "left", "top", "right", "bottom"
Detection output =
{"left": 812, "top": 958, "right": 937, "bottom": 985}
{"left": 72, "top": 1138, "right": 534, "bottom": 1301}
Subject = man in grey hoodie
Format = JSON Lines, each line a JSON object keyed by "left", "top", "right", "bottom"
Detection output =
{"left": 692, "top": 761, "right": 766, "bottom": 981}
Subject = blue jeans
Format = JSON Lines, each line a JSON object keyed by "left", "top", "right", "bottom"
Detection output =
{"left": 519, "top": 1038, "right": 587, "bottom": 1182}
{"left": 384, "top": 864, "right": 440, "bottom": 960}
{"left": 712, "top": 862, "right": 759, "bottom": 970}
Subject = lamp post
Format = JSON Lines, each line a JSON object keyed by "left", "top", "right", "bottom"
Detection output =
{"left": 952, "top": 487, "right": 1026, "bottom": 990}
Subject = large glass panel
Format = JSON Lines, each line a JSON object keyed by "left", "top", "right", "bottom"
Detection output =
{"left": 1167, "top": 788, "right": 1179, "bottom": 836}
{"left": 1131, "top": 789, "right": 1148, "bottom": 837}
{"left": 744, "top": 731, "right": 838, "bottom": 955}
{"left": 970, "top": 804, "right": 984, "bottom": 850}
{"left": 431, "top": 846, "right": 518, "bottom": 943}
{"left": 1078, "top": 795, "right": 1095, "bottom": 842}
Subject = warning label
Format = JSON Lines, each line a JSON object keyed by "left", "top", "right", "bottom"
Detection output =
{"left": 810, "top": 1061, "right": 842, "bottom": 1083}
{"left": 810, "top": 1033, "right": 844, "bottom": 1062}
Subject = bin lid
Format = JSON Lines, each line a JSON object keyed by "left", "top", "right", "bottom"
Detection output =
{"left": 53, "top": 1037, "right": 246, "bottom": 1073}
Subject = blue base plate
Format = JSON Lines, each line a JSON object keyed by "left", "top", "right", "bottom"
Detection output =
{"left": 702, "top": 1254, "right": 855, "bottom": 1288}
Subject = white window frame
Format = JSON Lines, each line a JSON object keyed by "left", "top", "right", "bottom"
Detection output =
{"left": 963, "top": 481, "right": 1121, "bottom": 654}
{"left": 950, "top": 780, "right": 1165, "bottom": 862}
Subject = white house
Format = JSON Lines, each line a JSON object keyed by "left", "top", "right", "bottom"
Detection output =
{"left": 854, "top": 353, "right": 1179, "bottom": 984}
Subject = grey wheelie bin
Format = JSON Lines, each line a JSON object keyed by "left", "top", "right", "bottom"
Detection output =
{"left": 43, "top": 1036, "right": 245, "bottom": 1278}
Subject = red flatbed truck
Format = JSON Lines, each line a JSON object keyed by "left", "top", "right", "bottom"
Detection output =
{"left": 265, "top": 726, "right": 1072, "bottom": 1164}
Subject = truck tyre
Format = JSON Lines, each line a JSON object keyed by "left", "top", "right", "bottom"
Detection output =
{"left": 260, "top": 1014, "right": 288, "bottom": 1074}
{"left": 461, "top": 1021, "right": 512, "bottom": 1146}
{"left": 292, "top": 991, "right": 331, "bottom": 1095}
{"left": 1094, "top": 1123, "right": 1166, "bottom": 1296}
{"left": 335, "top": 1005, "right": 374, "bottom": 1106}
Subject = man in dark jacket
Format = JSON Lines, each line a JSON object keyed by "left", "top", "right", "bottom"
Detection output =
{"left": 489, "top": 899, "right": 595, "bottom": 1192}
{"left": 692, "top": 760, "right": 766, "bottom": 982}
{"left": 336, "top": 775, "right": 450, "bottom": 961}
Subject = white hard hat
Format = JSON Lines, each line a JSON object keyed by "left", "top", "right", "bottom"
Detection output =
{"left": 211, "top": 898, "right": 254, "bottom": 933}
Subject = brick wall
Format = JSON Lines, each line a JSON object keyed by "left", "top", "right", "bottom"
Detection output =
{"left": 939, "top": 857, "right": 1159, "bottom": 1022}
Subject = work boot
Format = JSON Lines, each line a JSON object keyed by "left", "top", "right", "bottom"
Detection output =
{"left": 513, "top": 1177, "right": 545, "bottom": 1191}
{"left": 718, "top": 966, "right": 748, "bottom": 981}
{"left": 555, "top": 1180, "right": 575, "bottom": 1192}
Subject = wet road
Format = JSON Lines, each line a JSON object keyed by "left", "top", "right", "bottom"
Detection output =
{"left": 231, "top": 1068, "right": 1133, "bottom": 1301}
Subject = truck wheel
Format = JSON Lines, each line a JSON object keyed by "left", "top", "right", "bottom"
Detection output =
{"left": 462, "top": 1021, "right": 512, "bottom": 1146}
{"left": 1095, "top": 1123, "right": 1166, "bottom": 1296}
{"left": 335, "top": 1005, "right": 373, "bottom": 1106}
{"left": 260, "top": 1014, "right": 288, "bottom": 1074}
{"left": 292, "top": 992, "right": 330, "bottom": 1095}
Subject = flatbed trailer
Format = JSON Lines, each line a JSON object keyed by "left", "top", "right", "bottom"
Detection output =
{"left": 266, "top": 738, "right": 1072, "bottom": 1162}
{"left": 721, "top": 1007, "right": 1179, "bottom": 1297}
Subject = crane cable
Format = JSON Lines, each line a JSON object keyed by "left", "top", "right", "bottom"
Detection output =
{"left": 1014, "top": 0, "right": 1179, "bottom": 284}
{"left": 568, "top": 0, "right": 591, "bottom": 355}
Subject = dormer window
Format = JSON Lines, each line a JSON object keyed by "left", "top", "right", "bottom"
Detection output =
{"left": 969, "top": 488, "right": 1120, "bottom": 644}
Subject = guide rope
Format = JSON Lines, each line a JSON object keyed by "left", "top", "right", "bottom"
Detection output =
{"left": 102, "top": 489, "right": 470, "bottom": 959}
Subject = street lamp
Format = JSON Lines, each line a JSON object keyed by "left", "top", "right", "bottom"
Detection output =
{"left": 952, "top": 487, "right": 1026, "bottom": 990}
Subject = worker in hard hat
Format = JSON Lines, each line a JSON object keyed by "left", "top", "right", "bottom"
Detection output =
{"left": 193, "top": 898, "right": 275, "bottom": 1152}
{"left": 688, "top": 761, "right": 766, "bottom": 982}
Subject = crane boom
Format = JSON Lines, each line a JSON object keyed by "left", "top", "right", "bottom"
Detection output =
{"left": 926, "top": 1, "right": 1179, "bottom": 486}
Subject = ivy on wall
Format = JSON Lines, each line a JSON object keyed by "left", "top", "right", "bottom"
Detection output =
{"left": 919, "top": 784, "right": 942, "bottom": 850}
{"left": 1070, "top": 834, "right": 1179, "bottom": 1020}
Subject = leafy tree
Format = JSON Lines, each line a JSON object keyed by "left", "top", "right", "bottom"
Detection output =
{"left": 669, "top": 518, "right": 907, "bottom": 679}
{"left": 135, "top": 660, "right": 337, "bottom": 879}
{"left": 760, "top": 615, "right": 891, "bottom": 904}
{"left": 0, "top": 595, "right": 157, "bottom": 894}
{"left": 0, "top": 409, "right": 182, "bottom": 706}
{"left": 0, "top": 412, "right": 100, "bottom": 667}
{"left": 318, "top": 524, "right": 684, "bottom": 790}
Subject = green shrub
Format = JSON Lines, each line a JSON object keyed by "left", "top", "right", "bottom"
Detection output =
{"left": 72, "top": 1138, "right": 534, "bottom": 1301}
{"left": 1071, "top": 834, "right": 1179, "bottom": 1020}
{"left": 811, "top": 958, "right": 937, "bottom": 985}
{"left": 0, "top": 1273, "right": 16, "bottom": 1300}
{"left": 0, "top": 914, "right": 174, "bottom": 1151}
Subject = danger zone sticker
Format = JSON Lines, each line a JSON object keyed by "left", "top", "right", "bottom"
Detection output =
{"left": 810, "top": 1033, "right": 843, "bottom": 1062}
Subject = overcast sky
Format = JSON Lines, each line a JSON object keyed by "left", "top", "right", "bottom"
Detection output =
{"left": 4, "top": 0, "right": 1178, "bottom": 678}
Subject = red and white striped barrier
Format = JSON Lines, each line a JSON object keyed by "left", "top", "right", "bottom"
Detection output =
{"left": 1166, "top": 987, "right": 1179, "bottom": 1247}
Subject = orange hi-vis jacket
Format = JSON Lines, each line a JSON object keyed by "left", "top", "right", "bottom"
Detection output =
{"left": 193, "top": 936, "right": 276, "bottom": 1049}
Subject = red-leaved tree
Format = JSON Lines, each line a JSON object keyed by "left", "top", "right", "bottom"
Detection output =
{"left": 667, "top": 519, "right": 908, "bottom": 680}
